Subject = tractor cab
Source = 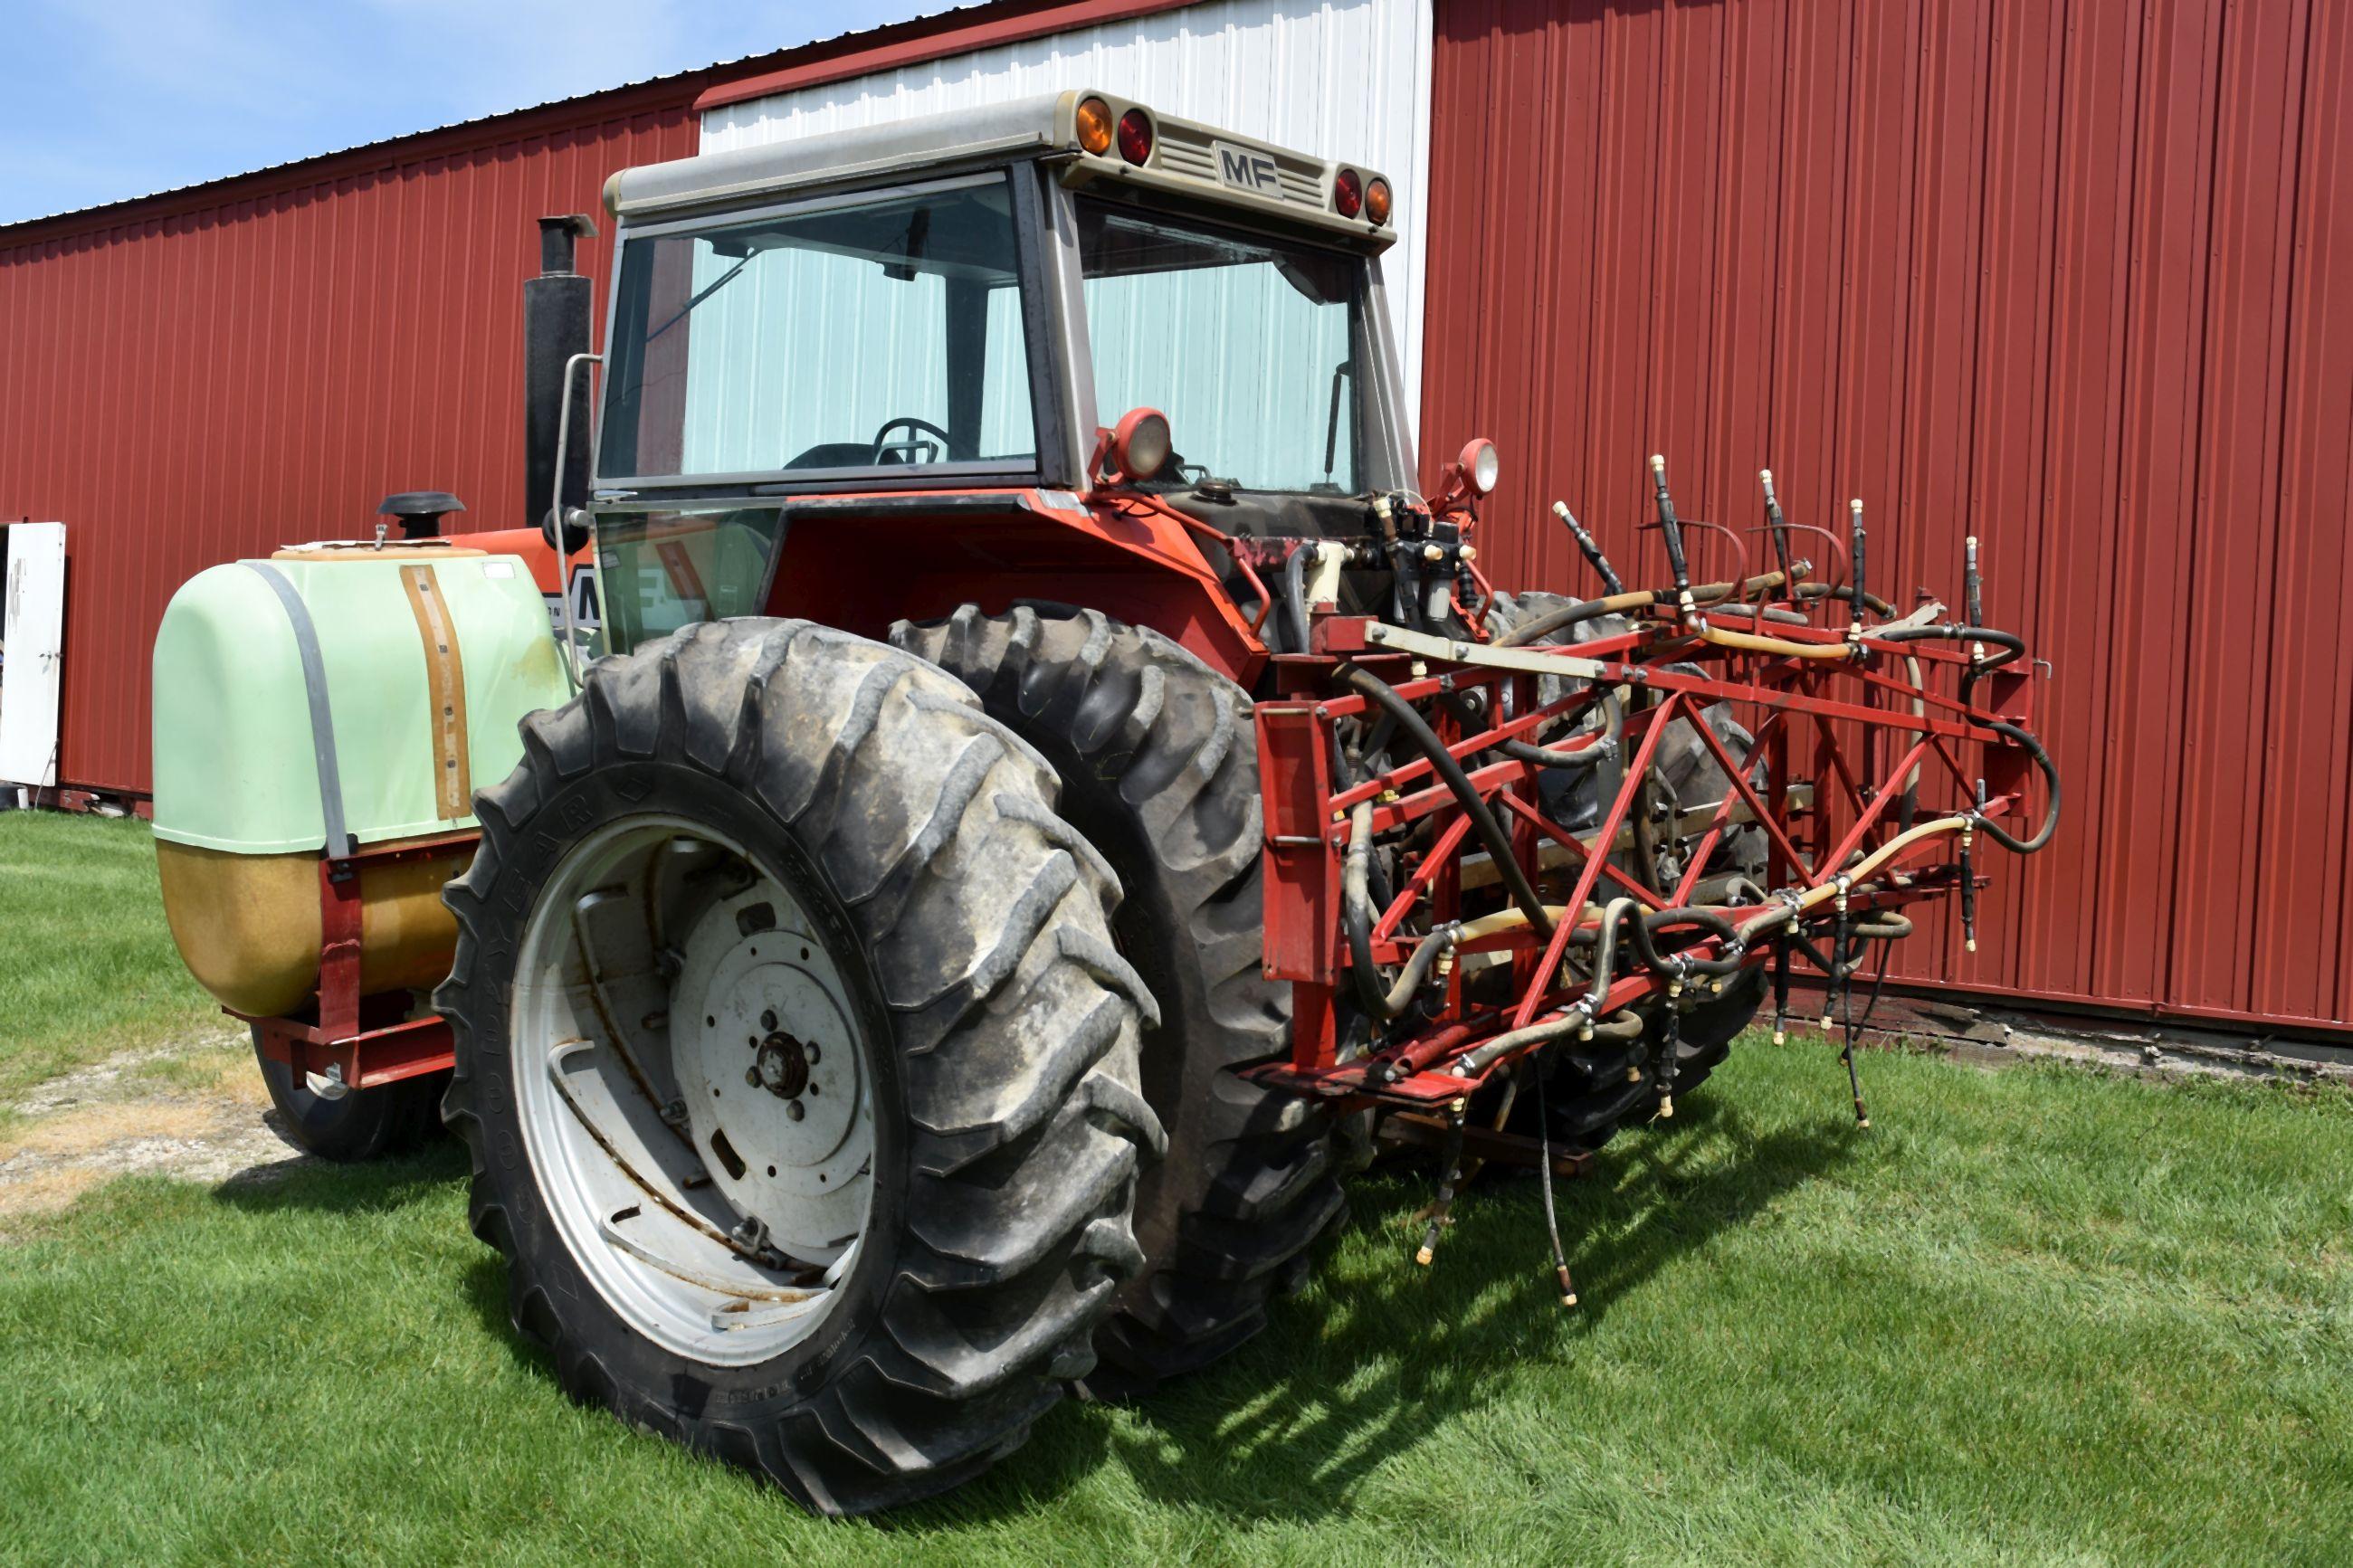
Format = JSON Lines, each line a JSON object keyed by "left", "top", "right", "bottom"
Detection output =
{"left": 582, "top": 91, "right": 1419, "bottom": 672}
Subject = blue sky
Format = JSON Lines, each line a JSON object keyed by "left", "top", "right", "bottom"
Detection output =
{"left": 1, "top": 0, "right": 934, "bottom": 226}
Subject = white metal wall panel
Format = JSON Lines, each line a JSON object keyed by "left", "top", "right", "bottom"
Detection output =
{"left": 700, "top": 0, "right": 1434, "bottom": 448}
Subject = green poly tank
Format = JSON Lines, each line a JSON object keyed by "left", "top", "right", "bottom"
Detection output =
{"left": 151, "top": 541, "right": 572, "bottom": 1016}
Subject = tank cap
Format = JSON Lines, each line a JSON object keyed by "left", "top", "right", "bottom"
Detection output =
{"left": 379, "top": 490, "right": 466, "bottom": 539}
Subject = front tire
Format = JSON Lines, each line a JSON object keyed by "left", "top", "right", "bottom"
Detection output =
{"left": 438, "top": 620, "right": 1163, "bottom": 1515}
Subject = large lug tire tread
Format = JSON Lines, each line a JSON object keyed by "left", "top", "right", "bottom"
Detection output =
{"left": 893, "top": 603, "right": 1341, "bottom": 1394}
{"left": 436, "top": 619, "right": 1163, "bottom": 1516}
{"left": 251, "top": 1029, "right": 448, "bottom": 1163}
{"left": 1484, "top": 591, "right": 1767, "bottom": 1139}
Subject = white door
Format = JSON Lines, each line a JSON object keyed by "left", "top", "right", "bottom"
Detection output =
{"left": 0, "top": 521, "right": 66, "bottom": 789}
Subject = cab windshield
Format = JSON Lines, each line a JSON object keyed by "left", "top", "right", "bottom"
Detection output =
{"left": 598, "top": 176, "right": 1037, "bottom": 482}
{"left": 1077, "top": 198, "right": 1366, "bottom": 493}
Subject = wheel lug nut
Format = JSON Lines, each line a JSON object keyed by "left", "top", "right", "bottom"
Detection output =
{"left": 805, "top": 1043, "right": 821, "bottom": 1064}
{"left": 745, "top": 1068, "right": 760, "bottom": 1087}
{"left": 786, "top": 1100, "right": 805, "bottom": 1122}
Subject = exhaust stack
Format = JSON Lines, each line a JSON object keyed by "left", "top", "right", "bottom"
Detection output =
{"left": 524, "top": 214, "right": 596, "bottom": 553}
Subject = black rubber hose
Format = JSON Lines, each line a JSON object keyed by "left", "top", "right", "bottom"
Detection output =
{"left": 1874, "top": 623, "right": 2026, "bottom": 668}
{"left": 1282, "top": 542, "right": 1312, "bottom": 656}
{"left": 1342, "top": 803, "right": 1462, "bottom": 1022}
{"left": 1454, "top": 898, "right": 1643, "bottom": 1074}
{"left": 1652, "top": 456, "right": 1693, "bottom": 607}
{"left": 1553, "top": 500, "right": 1625, "bottom": 595}
{"left": 1567, "top": 897, "right": 1634, "bottom": 1018}
{"left": 1848, "top": 499, "right": 1868, "bottom": 632}
{"left": 1446, "top": 688, "right": 1614, "bottom": 771}
{"left": 1500, "top": 736, "right": 1612, "bottom": 770}
{"left": 1795, "top": 583, "right": 1899, "bottom": 618}
{"left": 1790, "top": 931, "right": 1863, "bottom": 982}
{"left": 1493, "top": 569, "right": 1798, "bottom": 648}
{"left": 1458, "top": 1006, "right": 1643, "bottom": 1076}
{"left": 1342, "top": 665, "right": 1555, "bottom": 940}
{"left": 1340, "top": 803, "right": 1392, "bottom": 1020}
{"left": 1491, "top": 594, "right": 1636, "bottom": 649}
{"left": 1761, "top": 470, "right": 1795, "bottom": 584}
{"left": 1874, "top": 622, "right": 2026, "bottom": 712}
{"left": 1627, "top": 907, "right": 1747, "bottom": 977}
{"left": 1708, "top": 603, "right": 1811, "bottom": 626}
{"left": 1974, "top": 718, "right": 2061, "bottom": 854}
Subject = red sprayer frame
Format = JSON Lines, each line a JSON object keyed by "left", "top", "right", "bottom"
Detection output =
{"left": 1247, "top": 574, "right": 2046, "bottom": 1114}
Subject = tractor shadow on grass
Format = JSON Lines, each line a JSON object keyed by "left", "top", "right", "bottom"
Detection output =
{"left": 210, "top": 1136, "right": 469, "bottom": 1219}
{"left": 904, "top": 1088, "right": 1862, "bottom": 1529}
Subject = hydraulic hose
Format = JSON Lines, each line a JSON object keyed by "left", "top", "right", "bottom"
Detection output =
{"left": 1500, "top": 735, "right": 1613, "bottom": 770}
{"left": 1454, "top": 898, "right": 1645, "bottom": 1074}
{"left": 1696, "top": 622, "right": 1863, "bottom": 662}
{"left": 1874, "top": 623, "right": 2025, "bottom": 667}
{"left": 1342, "top": 664, "right": 1556, "bottom": 940}
{"left": 1973, "top": 718, "right": 2061, "bottom": 854}
{"left": 1551, "top": 500, "right": 1624, "bottom": 595}
{"left": 1626, "top": 907, "right": 1748, "bottom": 977}
{"left": 1796, "top": 583, "right": 1899, "bottom": 618}
{"left": 1433, "top": 687, "right": 1611, "bottom": 775}
{"left": 1343, "top": 802, "right": 1463, "bottom": 1021}
{"left": 1491, "top": 569, "right": 1801, "bottom": 649}
{"left": 1491, "top": 590, "right": 1655, "bottom": 648}
{"left": 1457, "top": 1007, "right": 1643, "bottom": 1077}
{"left": 1651, "top": 455, "right": 1695, "bottom": 617}
{"left": 1282, "top": 541, "right": 1312, "bottom": 655}
{"left": 1873, "top": 622, "right": 2027, "bottom": 708}
{"left": 1847, "top": 498, "right": 1868, "bottom": 638}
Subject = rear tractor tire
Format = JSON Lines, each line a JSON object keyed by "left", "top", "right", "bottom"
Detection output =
{"left": 251, "top": 1027, "right": 446, "bottom": 1163}
{"left": 437, "top": 620, "right": 1164, "bottom": 1515}
{"left": 894, "top": 604, "right": 1344, "bottom": 1394}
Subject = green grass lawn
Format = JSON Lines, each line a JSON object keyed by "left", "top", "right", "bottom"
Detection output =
{"left": 1, "top": 1042, "right": 2348, "bottom": 1564}
{"left": 0, "top": 811, "right": 220, "bottom": 1093}
{"left": 3, "top": 813, "right": 2349, "bottom": 1563}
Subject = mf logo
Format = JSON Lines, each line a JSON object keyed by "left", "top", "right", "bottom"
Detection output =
{"left": 1213, "top": 139, "right": 1283, "bottom": 196}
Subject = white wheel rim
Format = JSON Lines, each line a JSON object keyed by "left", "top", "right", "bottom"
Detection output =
{"left": 510, "top": 815, "right": 876, "bottom": 1364}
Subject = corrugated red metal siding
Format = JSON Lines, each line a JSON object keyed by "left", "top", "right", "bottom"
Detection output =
{"left": 1424, "top": 0, "right": 2353, "bottom": 1035}
{"left": 0, "top": 98, "right": 700, "bottom": 796}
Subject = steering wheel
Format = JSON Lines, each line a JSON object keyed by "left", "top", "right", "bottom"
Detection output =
{"left": 871, "top": 415, "right": 955, "bottom": 465}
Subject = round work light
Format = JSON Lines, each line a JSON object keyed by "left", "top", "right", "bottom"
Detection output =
{"left": 1460, "top": 438, "right": 1500, "bottom": 497}
{"left": 1109, "top": 407, "right": 1173, "bottom": 482}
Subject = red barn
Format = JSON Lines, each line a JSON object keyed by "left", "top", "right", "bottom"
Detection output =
{"left": 3, "top": 0, "right": 2348, "bottom": 1041}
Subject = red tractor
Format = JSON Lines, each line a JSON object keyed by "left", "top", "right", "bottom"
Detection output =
{"left": 165, "top": 90, "right": 2057, "bottom": 1514}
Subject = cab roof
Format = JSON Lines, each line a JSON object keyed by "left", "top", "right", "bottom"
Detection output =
{"left": 605, "top": 89, "right": 1397, "bottom": 252}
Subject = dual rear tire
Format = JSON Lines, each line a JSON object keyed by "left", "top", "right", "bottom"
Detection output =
{"left": 437, "top": 596, "right": 1755, "bottom": 1512}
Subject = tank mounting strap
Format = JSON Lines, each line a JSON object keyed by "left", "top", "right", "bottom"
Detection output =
{"left": 399, "top": 565, "right": 472, "bottom": 819}
{"left": 242, "top": 561, "right": 353, "bottom": 856}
